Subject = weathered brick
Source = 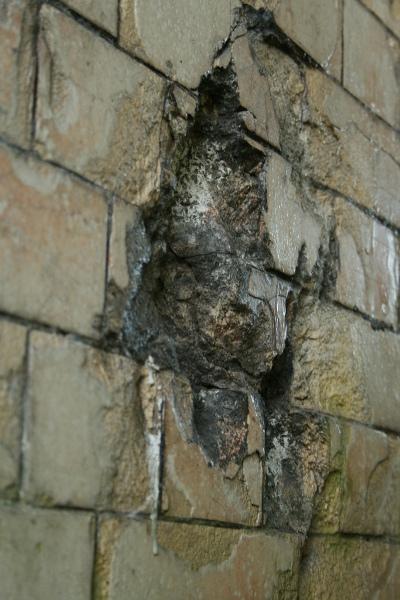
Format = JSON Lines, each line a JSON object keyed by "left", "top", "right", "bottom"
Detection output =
{"left": 0, "top": 143, "right": 107, "bottom": 337}
{"left": 120, "top": 0, "right": 236, "bottom": 88}
{"left": 65, "top": 0, "right": 118, "bottom": 35}
{"left": 252, "top": 43, "right": 400, "bottom": 228}
{"left": 35, "top": 5, "right": 166, "bottom": 205}
{"left": 0, "top": 505, "right": 94, "bottom": 600}
{"left": 96, "top": 517, "right": 300, "bottom": 600}
{"left": 231, "top": 36, "right": 280, "bottom": 147}
{"left": 344, "top": 0, "right": 400, "bottom": 127}
{"left": 0, "top": 0, "right": 35, "bottom": 147}
{"left": 265, "top": 153, "right": 324, "bottom": 277}
{"left": 339, "top": 425, "right": 400, "bottom": 536}
{"left": 23, "top": 332, "right": 152, "bottom": 510}
{"left": 292, "top": 301, "right": 400, "bottom": 430}
{"left": 300, "top": 536, "right": 400, "bottom": 599}
{"left": 0, "top": 321, "right": 26, "bottom": 496}
{"left": 333, "top": 199, "right": 399, "bottom": 326}
{"left": 161, "top": 371, "right": 265, "bottom": 526}
{"left": 360, "top": 0, "right": 400, "bottom": 38}
{"left": 264, "top": 0, "right": 342, "bottom": 78}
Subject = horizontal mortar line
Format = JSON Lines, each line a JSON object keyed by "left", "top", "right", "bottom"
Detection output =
{"left": 0, "top": 135, "right": 139, "bottom": 210}
{"left": 354, "top": 0, "right": 400, "bottom": 45}
{"left": 308, "top": 530, "right": 400, "bottom": 546}
{"left": 42, "top": 0, "right": 197, "bottom": 98}
{"left": 307, "top": 177, "right": 400, "bottom": 235}
{"left": 332, "top": 299, "right": 399, "bottom": 335}
{"left": 293, "top": 404, "right": 400, "bottom": 440}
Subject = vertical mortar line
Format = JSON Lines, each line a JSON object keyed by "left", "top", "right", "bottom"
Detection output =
{"left": 340, "top": 0, "right": 345, "bottom": 85}
{"left": 117, "top": 0, "right": 122, "bottom": 42}
{"left": 90, "top": 511, "right": 100, "bottom": 600}
{"left": 30, "top": 0, "right": 42, "bottom": 149}
{"left": 101, "top": 194, "right": 114, "bottom": 338}
{"left": 17, "top": 328, "right": 32, "bottom": 499}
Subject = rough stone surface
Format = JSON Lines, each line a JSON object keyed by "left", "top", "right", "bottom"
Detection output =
{"left": 264, "top": 0, "right": 342, "bottom": 78}
{"left": 0, "top": 0, "right": 35, "bottom": 147}
{"left": 360, "top": 0, "right": 400, "bottom": 38}
{"left": 35, "top": 5, "right": 166, "bottom": 205}
{"left": 0, "top": 506, "right": 94, "bottom": 600}
{"left": 65, "top": 0, "right": 118, "bottom": 35}
{"left": 292, "top": 301, "right": 400, "bottom": 430}
{"left": 24, "top": 332, "right": 152, "bottom": 511}
{"left": 344, "top": 0, "right": 400, "bottom": 127}
{"left": 333, "top": 198, "right": 399, "bottom": 326}
{"left": 0, "top": 321, "right": 26, "bottom": 497}
{"left": 300, "top": 536, "right": 400, "bottom": 599}
{"left": 0, "top": 143, "right": 107, "bottom": 337}
{"left": 119, "top": 0, "right": 236, "bottom": 88}
{"left": 96, "top": 517, "right": 301, "bottom": 599}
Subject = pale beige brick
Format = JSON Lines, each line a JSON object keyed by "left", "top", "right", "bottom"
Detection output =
{"left": 24, "top": 332, "right": 151, "bottom": 510}
{"left": 0, "top": 143, "right": 107, "bottom": 337}
{"left": 120, "top": 0, "right": 236, "bottom": 88}
{"left": 96, "top": 518, "right": 300, "bottom": 600}
{"left": 35, "top": 5, "right": 166, "bottom": 205}
{"left": 0, "top": 506, "right": 94, "bottom": 600}
{"left": 0, "top": 320, "right": 26, "bottom": 496}
{"left": 65, "top": 0, "right": 118, "bottom": 35}
{"left": 334, "top": 199, "right": 399, "bottom": 326}
{"left": 0, "top": 0, "right": 35, "bottom": 147}
{"left": 360, "top": 0, "right": 400, "bottom": 38}
{"left": 344, "top": 0, "right": 400, "bottom": 127}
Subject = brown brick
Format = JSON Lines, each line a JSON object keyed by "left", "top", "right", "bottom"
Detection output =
{"left": 23, "top": 332, "right": 151, "bottom": 511}
{"left": 300, "top": 536, "right": 400, "bottom": 599}
{"left": 292, "top": 301, "right": 400, "bottom": 430}
{"left": 0, "top": 0, "right": 35, "bottom": 147}
{"left": 0, "top": 143, "right": 107, "bottom": 336}
{"left": 344, "top": 0, "right": 400, "bottom": 127}
{"left": 35, "top": 5, "right": 166, "bottom": 205}
{"left": 96, "top": 517, "right": 300, "bottom": 600}
{"left": 0, "top": 505, "right": 94, "bottom": 600}
{"left": 0, "top": 320, "right": 26, "bottom": 496}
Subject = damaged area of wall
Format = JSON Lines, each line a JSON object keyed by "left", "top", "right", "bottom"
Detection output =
{"left": 0, "top": 1, "right": 400, "bottom": 599}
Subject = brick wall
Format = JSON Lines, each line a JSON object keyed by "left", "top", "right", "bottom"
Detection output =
{"left": 0, "top": 1, "right": 399, "bottom": 599}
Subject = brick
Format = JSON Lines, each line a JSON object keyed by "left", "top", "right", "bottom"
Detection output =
{"left": 344, "top": 0, "right": 400, "bottom": 127}
{"left": 161, "top": 371, "right": 265, "bottom": 526}
{"left": 0, "top": 143, "right": 107, "bottom": 337}
{"left": 292, "top": 301, "right": 400, "bottom": 430}
{"left": 0, "top": 0, "right": 35, "bottom": 147}
{"left": 300, "top": 536, "right": 400, "bottom": 599}
{"left": 360, "top": 0, "right": 400, "bottom": 38}
{"left": 339, "top": 425, "right": 400, "bottom": 536}
{"left": 0, "top": 505, "right": 94, "bottom": 600}
{"left": 265, "top": 153, "right": 324, "bottom": 277}
{"left": 333, "top": 199, "right": 399, "bottom": 326}
{"left": 65, "top": 0, "right": 118, "bottom": 35}
{"left": 24, "top": 332, "right": 152, "bottom": 510}
{"left": 264, "top": 0, "right": 342, "bottom": 78}
{"left": 253, "top": 44, "right": 400, "bottom": 228}
{"left": 35, "top": 5, "right": 166, "bottom": 205}
{"left": 96, "top": 517, "right": 300, "bottom": 600}
{"left": 0, "top": 321, "right": 26, "bottom": 496}
{"left": 119, "top": 0, "right": 235, "bottom": 88}
{"left": 231, "top": 36, "right": 280, "bottom": 147}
